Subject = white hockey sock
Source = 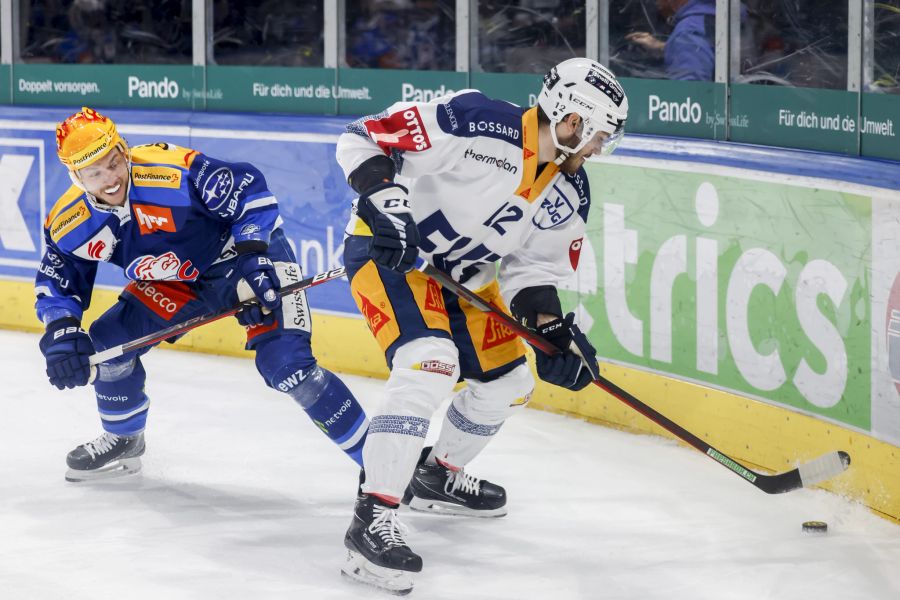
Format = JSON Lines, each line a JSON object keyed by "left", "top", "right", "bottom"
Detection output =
{"left": 362, "top": 337, "right": 460, "bottom": 501}
{"left": 432, "top": 363, "right": 534, "bottom": 468}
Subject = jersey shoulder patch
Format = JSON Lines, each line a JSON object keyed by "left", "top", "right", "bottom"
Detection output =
{"left": 46, "top": 188, "right": 93, "bottom": 243}
{"left": 436, "top": 91, "right": 524, "bottom": 147}
{"left": 45, "top": 190, "right": 110, "bottom": 250}
{"left": 131, "top": 143, "right": 199, "bottom": 169}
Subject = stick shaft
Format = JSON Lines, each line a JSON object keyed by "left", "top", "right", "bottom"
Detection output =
{"left": 89, "top": 266, "right": 347, "bottom": 366}
{"left": 420, "top": 264, "right": 849, "bottom": 493}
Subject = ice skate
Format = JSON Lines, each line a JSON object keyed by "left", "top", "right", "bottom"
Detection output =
{"left": 402, "top": 447, "right": 507, "bottom": 517}
{"left": 341, "top": 492, "right": 422, "bottom": 595}
{"left": 65, "top": 432, "right": 145, "bottom": 482}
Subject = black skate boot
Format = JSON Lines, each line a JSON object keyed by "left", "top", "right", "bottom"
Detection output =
{"left": 341, "top": 485, "right": 422, "bottom": 595}
{"left": 66, "top": 432, "right": 145, "bottom": 482}
{"left": 401, "top": 447, "right": 507, "bottom": 517}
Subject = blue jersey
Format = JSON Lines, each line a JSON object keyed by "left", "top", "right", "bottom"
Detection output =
{"left": 35, "top": 142, "right": 280, "bottom": 324}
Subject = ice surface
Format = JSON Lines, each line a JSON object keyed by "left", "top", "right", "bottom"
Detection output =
{"left": 1, "top": 329, "right": 898, "bottom": 599}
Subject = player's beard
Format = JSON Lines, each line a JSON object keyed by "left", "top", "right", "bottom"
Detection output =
{"left": 555, "top": 131, "right": 590, "bottom": 175}
{"left": 557, "top": 152, "right": 586, "bottom": 175}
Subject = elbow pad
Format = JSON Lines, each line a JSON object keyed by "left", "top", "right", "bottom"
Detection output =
{"left": 348, "top": 155, "right": 397, "bottom": 194}
{"left": 509, "top": 285, "right": 562, "bottom": 329}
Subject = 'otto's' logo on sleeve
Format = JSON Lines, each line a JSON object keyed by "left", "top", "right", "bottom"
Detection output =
{"left": 365, "top": 107, "right": 431, "bottom": 152}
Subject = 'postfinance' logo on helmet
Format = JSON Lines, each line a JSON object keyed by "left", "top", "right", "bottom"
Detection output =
{"left": 56, "top": 107, "right": 125, "bottom": 171}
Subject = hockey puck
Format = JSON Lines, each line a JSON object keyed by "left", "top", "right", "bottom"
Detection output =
{"left": 802, "top": 521, "right": 828, "bottom": 534}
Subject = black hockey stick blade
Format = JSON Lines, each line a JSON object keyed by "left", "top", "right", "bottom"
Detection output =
{"left": 419, "top": 263, "right": 852, "bottom": 494}
{"left": 89, "top": 266, "right": 347, "bottom": 366}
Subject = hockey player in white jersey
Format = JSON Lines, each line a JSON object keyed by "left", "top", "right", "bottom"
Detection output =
{"left": 334, "top": 58, "right": 628, "bottom": 593}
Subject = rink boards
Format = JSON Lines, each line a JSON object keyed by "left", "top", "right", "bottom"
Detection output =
{"left": 1, "top": 106, "right": 898, "bottom": 522}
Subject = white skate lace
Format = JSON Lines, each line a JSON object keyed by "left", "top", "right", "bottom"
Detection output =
{"left": 368, "top": 505, "right": 410, "bottom": 548}
{"left": 446, "top": 469, "right": 481, "bottom": 496}
{"left": 83, "top": 433, "right": 121, "bottom": 459}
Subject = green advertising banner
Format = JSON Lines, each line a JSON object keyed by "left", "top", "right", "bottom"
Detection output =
{"left": 730, "top": 84, "right": 859, "bottom": 155}
{"left": 0, "top": 65, "right": 9, "bottom": 104}
{"left": 569, "top": 161, "right": 872, "bottom": 429}
{"left": 206, "top": 66, "right": 336, "bottom": 114}
{"left": 470, "top": 72, "right": 541, "bottom": 109}
{"left": 13, "top": 64, "right": 201, "bottom": 110}
{"left": 860, "top": 92, "right": 900, "bottom": 162}
{"left": 619, "top": 78, "right": 726, "bottom": 140}
{"left": 336, "top": 68, "right": 467, "bottom": 116}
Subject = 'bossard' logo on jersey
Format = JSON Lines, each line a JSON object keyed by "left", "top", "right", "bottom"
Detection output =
{"left": 133, "top": 166, "right": 182, "bottom": 188}
{"left": 49, "top": 200, "right": 90, "bottom": 242}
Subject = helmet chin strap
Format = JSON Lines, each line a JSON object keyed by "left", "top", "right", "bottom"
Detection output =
{"left": 549, "top": 123, "right": 578, "bottom": 166}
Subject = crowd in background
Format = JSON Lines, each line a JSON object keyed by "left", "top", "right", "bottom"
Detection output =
{"left": 14, "top": 0, "right": 900, "bottom": 93}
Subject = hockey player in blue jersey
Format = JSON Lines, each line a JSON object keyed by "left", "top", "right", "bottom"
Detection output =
{"left": 36, "top": 107, "right": 369, "bottom": 481}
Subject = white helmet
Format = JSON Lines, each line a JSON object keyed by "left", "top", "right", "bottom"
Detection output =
{"left": 538, "top": 58, "right": 629, "bottom": 158}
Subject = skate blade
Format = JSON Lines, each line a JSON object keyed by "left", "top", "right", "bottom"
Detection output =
{"left": 407, "top": 496, "right": 507, "bottom": 518}
{"left": 65, "top": 457, "right": 142, "bottom": 483}
{"left": 341, "top": 550, "right": 414, "bottom": 596}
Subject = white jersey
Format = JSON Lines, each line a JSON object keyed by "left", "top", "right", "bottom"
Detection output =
{"left": 336, "top": 90, "right": 590, "bottom": 304}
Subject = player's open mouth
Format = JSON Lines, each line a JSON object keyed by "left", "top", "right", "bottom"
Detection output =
{"left": 105, "top": 183, "right": 121, "bottom": 194}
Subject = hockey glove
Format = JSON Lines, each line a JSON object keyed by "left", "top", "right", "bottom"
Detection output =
{"left": 235, "top": 252, "right": 281, "bottom": 327}
{"left": 39, "top": 317, "right": 95, "bottom": 390}
{"left": 355, "top": 182, "right": 420, "bottom": 273}
{"left": 534, "top": 312, "right": 600, "bottom": 391}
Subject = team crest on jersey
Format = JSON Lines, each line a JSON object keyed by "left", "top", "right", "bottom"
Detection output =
{"left": 424, "top": 278, "right": 447, "bottom": 315}
{"left": 49, "top": 200, "right": 90, "bottom": 242}
{"left": 365, "top": 107, "right": 432, "bottom": 152}
{"left": 132, "top": 166, "right": 182, "bottom": 189}
{"left": 532, "top": 186, "right": 575, "bottom": 230}
{"left": 357, "top": 292, "right": 390, "bottom": 336}
{"left": 133, "top": 204, "right": 177, "bottom": 235}
{"left": 72, "top": 225, "right": 117, "bottom": 261}
{"left": 482, "top": 319, "right": 517, "bottom": 350}
{"left": 125, "top": 251, "right": 199, "bottom": 281}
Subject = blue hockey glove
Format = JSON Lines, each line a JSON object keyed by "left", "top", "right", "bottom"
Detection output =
{"left": 534, "top": 312, "right": 600, "bottom": 391}
{"left": 39, "top": 317, "right": 95, "bottom": 390}
{"left": 235, "top": 253, "right": 281, "bottom": 327}
{"left": 355, "top": 182, "right": 420, "bottom": 273}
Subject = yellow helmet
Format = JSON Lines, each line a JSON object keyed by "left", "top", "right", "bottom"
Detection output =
{"left": 55, "top": 107, "right": 127, "bottom": 171}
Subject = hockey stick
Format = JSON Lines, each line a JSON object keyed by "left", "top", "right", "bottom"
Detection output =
{"left": 420, "top": 263, "right": 851, "bottom": 494}
{"left": 88, "top": 266, "right": 347, "bottom": 366}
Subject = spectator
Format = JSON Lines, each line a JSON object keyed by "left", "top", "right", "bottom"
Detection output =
{"left": 626, "top": 0, "right": 716, "bottom": 81}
